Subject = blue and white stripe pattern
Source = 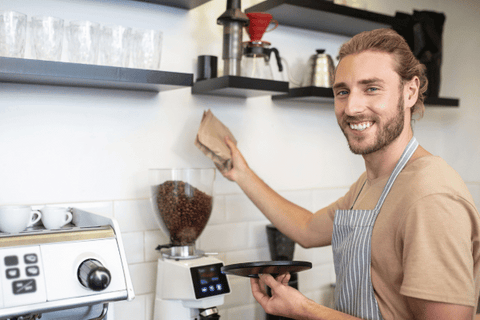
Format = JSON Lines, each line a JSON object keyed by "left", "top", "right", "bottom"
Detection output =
{"left": 332, "top": 137, "right": 418, "bottom": 319}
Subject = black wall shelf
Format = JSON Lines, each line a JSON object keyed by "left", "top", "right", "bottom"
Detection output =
{"left": 192, "top": 76, "right": 289, "bottom": 98}
{"left": 246, "top": 0, "right": 460, "bottom": 107}
{"left": 0, "top": 57, "right": 193, "bottom": 92}
{"left": 133, "top": 0, "right": 211, "bottom": 9}
{"left": 273, "top": 86, "right": 460, "bottom": 107}
{"left": 245, "top": 0, "right": 396, "bottom": 36}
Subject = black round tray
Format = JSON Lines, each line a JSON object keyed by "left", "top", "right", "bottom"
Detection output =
{"left": 221, "top": 260, "right": 312, "bottom": 278}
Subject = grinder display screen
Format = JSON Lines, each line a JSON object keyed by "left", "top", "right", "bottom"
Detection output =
{"left": 190, "top": 263, "right": 230, "bottom": 299}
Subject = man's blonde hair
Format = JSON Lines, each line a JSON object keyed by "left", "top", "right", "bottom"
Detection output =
{"left": 337, "top": 28, "right": 428, "bottom": 118}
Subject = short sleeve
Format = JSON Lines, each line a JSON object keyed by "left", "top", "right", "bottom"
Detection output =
{"left": 399, "top": 193, "right": 479, "bottom": 306}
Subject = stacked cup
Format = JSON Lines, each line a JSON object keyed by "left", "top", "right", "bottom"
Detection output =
{"left": 0, "top": 10, "right": 164, "bottom": 70}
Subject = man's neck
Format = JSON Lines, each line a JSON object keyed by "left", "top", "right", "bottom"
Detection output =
{"left": 362, "top": 130, "right": 413, "bottom": 181}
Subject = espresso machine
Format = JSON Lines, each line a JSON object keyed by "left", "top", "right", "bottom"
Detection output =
{"left": 150, "top": 168, "right": 230, "bottom": 320}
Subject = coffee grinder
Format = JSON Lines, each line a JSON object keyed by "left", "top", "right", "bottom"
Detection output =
{"left": 241, "top": 12, "right": 283, "bottom": 80}
{"left": 151, "top": 168, "right": 230, "bottom": 320}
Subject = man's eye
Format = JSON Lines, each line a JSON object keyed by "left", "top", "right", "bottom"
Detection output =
{"left": 335, "top": 90, "right": 348, "bottom": 96}
{"left": 367, "top": 87, "right": 379, "bottom": 93}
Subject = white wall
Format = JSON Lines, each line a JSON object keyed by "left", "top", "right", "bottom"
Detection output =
{"left": 0, "top": 0, "right": 479, "bottom": 319}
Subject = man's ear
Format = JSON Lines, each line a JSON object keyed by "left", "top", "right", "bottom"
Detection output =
{"left": 404, "top": 76, "right": 420, "bottom": 110}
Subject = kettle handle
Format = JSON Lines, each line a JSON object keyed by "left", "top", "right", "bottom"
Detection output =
{"left": 268, "top": 48, "right": 283, "bottom": 72}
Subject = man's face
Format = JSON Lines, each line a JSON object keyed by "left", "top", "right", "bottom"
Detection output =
{"left": 333, "top": 51, "right": 407, "bottom": 155}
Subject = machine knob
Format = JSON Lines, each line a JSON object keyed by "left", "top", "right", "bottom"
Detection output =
{"left": 78, "top": 259, "right": 111, "bottom": 291}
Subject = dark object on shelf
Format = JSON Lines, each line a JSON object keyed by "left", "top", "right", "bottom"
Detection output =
{"left": 273, "top": 87, "right": 459, "bottom": 107}
{"left": 197, "top": 55, "right": 218, "bottom": 81}
{"left": 272, "top": 86, "right": 334, "bottom": 103}
{"left": 133, "top": 0, "right": 212, "bottom": 9}
{"left": 245, "top": 0, "right": 396, "bottom": 36}
{"left": 217, "top": 0, "right": 250, "bottom": 76}
{"left": 221, "top": 260, "right": 312, "bottom": 278}
{"left": 0, "top": 57, "right": 193, "bottom": 92}
{"left": 266, "top": 224, "right": 295, "bottom": 261}
{"left": 266, "top": 224, "right": 297, "bottom": 320}
{"left": 192, "top": 75, "right": 288, "bottom": 98}
{"left": 393, "top": 10, "right": 446, "bottom": 98}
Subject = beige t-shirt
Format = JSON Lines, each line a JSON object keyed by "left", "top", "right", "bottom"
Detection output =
{"left": 325, "top": 155, "right": 480, "bottom": 319}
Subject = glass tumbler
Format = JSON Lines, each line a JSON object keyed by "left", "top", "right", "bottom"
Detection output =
{"left": 67, "top": 20, "right": 100, "bottom": 64}
{"left": 99, "top": 24, "right": 132, "bottom": 67}
{"left": 131, "top": 28, "right": 163, "bottom": 70}
{"left": 30, "top": 15, "right": 64, "bottom": 61}
{"left": 0, "top": 11, "right": 27, "bottom": 58}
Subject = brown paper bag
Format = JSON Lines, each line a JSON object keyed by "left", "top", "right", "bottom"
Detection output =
{"left": 195, "top": 109, "right": 237, "bottom": 172}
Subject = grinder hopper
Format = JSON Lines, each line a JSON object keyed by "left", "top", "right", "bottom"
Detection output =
{"left": 149, "top": 168, "right": 215, "bottom": 258}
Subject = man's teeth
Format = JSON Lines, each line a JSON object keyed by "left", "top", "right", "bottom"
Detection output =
{"left": 350, "top": 122, "right": 372, "bottom": 131}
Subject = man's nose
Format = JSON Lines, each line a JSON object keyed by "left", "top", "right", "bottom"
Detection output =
{"left": 344, "top": 92, "right": 366, "bottom": 115}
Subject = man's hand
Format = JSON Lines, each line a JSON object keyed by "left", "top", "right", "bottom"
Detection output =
{"left": 251, "top": 273, "right": 309, "bottom": 319}
{"left": 220, "top": 136, "right": 250, "bottom": 182}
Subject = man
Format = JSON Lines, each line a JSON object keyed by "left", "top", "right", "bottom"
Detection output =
{"left": 220, "top": 29, "right": 480, "bottom": 319}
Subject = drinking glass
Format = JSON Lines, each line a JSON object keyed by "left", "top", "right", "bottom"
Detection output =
{"left": 0, "top": 10, "right": 27, "bottom": 58}
{"left": 30, "top": 15, "right": 64, "bottom": 61}
{"left": 131, "top": 28, "right": 163, "bottom": 70}
{"left": 99, "top": 24, "right": 131, "bottom": 67}
{"left": 67, "top": 20, "right": 100, "bottom": 64}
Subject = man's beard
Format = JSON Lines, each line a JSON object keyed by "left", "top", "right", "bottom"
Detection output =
{"left": 340, "top": 95, "right": 405, "bottom": 155}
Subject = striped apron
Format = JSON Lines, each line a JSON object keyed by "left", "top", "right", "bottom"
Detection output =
{"left": 332, "top": 137, "right": 418, "bottom": 319}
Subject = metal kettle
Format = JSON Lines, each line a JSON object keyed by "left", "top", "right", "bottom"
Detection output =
{"left": 302, "top": 49, "right": 335, "bottom": 88}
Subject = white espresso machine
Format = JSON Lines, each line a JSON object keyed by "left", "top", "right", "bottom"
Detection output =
{"left": 150, "top": 168, "right": 230, "bottom": 320}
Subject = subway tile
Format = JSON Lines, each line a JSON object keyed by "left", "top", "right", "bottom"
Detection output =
{"left": 298, "top": 264, "right": 334, "bottom": 293}
{"left": 128, "top": 262, "right": 157, "bottom": 295}
{"left": 223, "top": 276, "right": 254, "bottom": 308}
{"left": 224, "top": 247, "right": 270, "bottom": 265}
{"left": 278, "top": 189, "right": 314, "bottom": 212}
{"left": 312, "top": 187, "right": 349, "bottom": 210}
{"left": 198, "top": 222, "right": 249, "bottom": 252}
{"left": 225, "top": 194, "right": 265, "bottom": 222}
{"left": 145, "top": 293, "right": 155, "bottom": 320}
{"left": 114, "top": 199, "right": 159, "bottom": 233}
{"left": 113, "top": 294, "right": 146, "bottom": 320}
{"left": 295, "top": 245, "right": 333, "bottom": 265}
{"left": 122, "top": 232, "right": 145, "bottom": 264}
{"left": 145, "top": 230, "right": 167, "bottom": 262}
{"left": 226, "top": 303, "right": 262, "bottom": 320}
{"left": 248, "top": 220, "right": 270, "bottom": 249}
{"left": 209, "top": 194, "right": 227, "bottom": 225}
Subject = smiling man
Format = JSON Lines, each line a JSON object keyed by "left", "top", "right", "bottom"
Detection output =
{"left": 220, "top": 28, "right": 480, "bottom": 319}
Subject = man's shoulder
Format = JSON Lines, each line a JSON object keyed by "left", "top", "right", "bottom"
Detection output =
{"left": 400, "top": 155, "right": 472, "bottom": 200}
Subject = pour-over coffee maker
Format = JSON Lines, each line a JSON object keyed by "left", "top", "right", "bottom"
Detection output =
{"left": 151, "top": 168, "right": 230, "bottom": 320}
{"left": 241, "top": 12, "right": 283, "bottom": 80}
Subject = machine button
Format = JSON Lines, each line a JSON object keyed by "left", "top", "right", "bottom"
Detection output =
{"left": 201, "top": 287, "right": 208, "bottom": 293}
{"left": 4, "top": 255, "right": 19, "bottom": 266}
{"left": 12, "top": 279, "right": 37, "bottom": 294}
{"left": 24, "top": 254, "right": 38, "bottom": 264}
{"left": 216, "top": 284, "right": 223, "bottom": 291}
{"left": 26, "top": 266, "right": 40, "bottom": 277}
{"left": 78, "top": 259, "right": 111, "bottom": 291}
{"left": 6, "top": 268, "right": 20, "bottom": 279}
{"left": 209, "top": 285, "right": 215, "bottom": 292}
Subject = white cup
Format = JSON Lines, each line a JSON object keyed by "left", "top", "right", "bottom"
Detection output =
{"left": 99, "top": 24, "right": 132, "bottom": 67}
{"left": 131, "top": 28, "right": 163, "bottom": 70}
{"left": 67, "top": 20, "right": 100, "bottom": 64}
{"left": 40, "top": 206, "right": 73, "bottom": 230}
{"left": 30, "top": 15, "right": 64, "bottom": 61}
{"left": 0, "top": 11, "right": 27, "bottom": 58}
{"left": 0, "top": 206, "right": 42, "bottom": 234}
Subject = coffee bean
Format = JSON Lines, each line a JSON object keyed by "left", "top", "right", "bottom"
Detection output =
{"left": 154, "top": 180, "right": 212, "bottom": 246}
